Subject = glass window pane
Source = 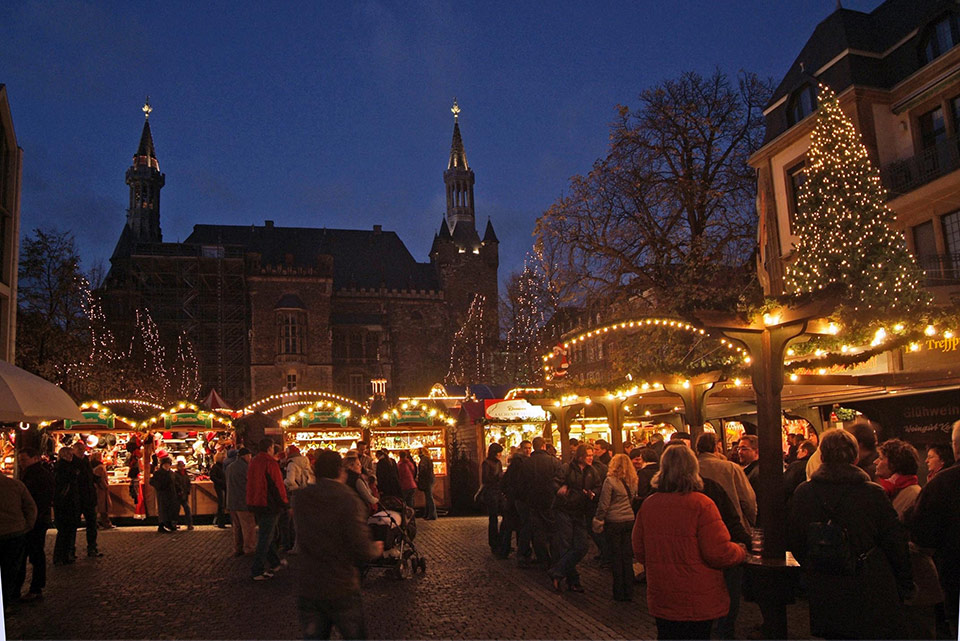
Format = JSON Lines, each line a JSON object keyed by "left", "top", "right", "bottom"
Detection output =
{"left": 920, "top": 107, "right": 946, "bottom": 149}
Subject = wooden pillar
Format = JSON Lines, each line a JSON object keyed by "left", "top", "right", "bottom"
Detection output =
{"left": 595, "top": 398, "right": 624, "bottom": 454}
{"left": 662, "top": 374, "right": 719, "bottom": 442}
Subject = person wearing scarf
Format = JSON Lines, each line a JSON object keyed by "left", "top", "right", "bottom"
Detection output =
{"left": 876, "top": 439, "right": 921, "bottom": 520}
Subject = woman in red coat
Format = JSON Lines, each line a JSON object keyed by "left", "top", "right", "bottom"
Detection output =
{"left": 632, "top": 443, "right": 746, "bottom": 640}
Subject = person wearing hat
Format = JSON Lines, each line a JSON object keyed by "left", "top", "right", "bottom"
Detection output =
{"left": 149, "top": 457, "right": 179, "bottom": 533}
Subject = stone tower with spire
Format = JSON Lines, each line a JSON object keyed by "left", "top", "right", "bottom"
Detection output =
{"left": 430, "top": 99, "right": 499, "bottom": 366}
{"left": 123, "top": 99, "right": 164, "bottom": 245}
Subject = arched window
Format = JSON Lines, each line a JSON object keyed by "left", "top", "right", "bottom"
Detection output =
{"left": 787, "top": 84, "right": 818, "bottom": 126}
{"left": 920, "top": 14, "right": 960, "bottom": 65}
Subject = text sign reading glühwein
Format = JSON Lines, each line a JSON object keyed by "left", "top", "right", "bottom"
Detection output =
{"left": 301, "top": 411, "right": 348, "bottom": 428}
{"left": 484, "top": 399, "right": 547, "bottom": 422}
{"left": 64, "top": 411, "right": 114, "bottom": 431}
{"left": 849, "top": 389, "right": 960, "bottom": 447}
{"left": 164, "top": 413, "right": 213, "bottom": 430}
{"left": 392, "top": 410, "right": 435, "bottom": 427}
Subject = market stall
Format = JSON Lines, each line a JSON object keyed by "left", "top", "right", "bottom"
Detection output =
{"left": 479, "top": 398, "right": 548, "bottom": 456}
{"left": 142, "top": 402, "right": 235, "bottom": 517}
{"left": 279, "top": 402, "right": 360, "bottom": 454}
{"left": 366, "top": 402, "right": 454, "bottom": 508}
{"left": 45, "top": 402, "right": 146, "bottom": 518}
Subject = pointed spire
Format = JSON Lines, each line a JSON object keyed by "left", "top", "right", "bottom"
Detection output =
{"left": 438, "top": 216, "right": 452, "bottom": 239}
{"left": 448, "top": 98, "right": 469, "bottom": 170}
{"left": 135, "top": 97, "right": 159, "bottom": 170}
{"left": 483, "top": 218, "right": 498, "bottom": 244}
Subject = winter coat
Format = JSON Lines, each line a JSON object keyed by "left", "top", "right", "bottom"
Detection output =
{"left": 210, "top": 462, "right": 226, "bottom": 493}
{"left": 0, "top": 475, "right": 37, "bottom": 538}
{"left": 21, "top": 462, "right": 55, "bottom": 527}
{"left": 787, "top": 463, "right": 912, "bottom": 640}
{"left": 416, "top": 455, "right": 434, "bottom": 490}
{"left": 481, "top": 457, "right": 502, "bottom": 493}
{"left": 911, "top": 463, "right": 960, "bottom": 611}
{"left": 225, "top": 457, "right": 250, "bottom": 511}
{"left": 284, "top": 454, "right": 314, "bottom": 491}
{"left": 150, "top": 468, "right": 180, "bottom": 523}
{"left": 74, "top": 456, "right": 98, "bottom": 510}
{"left": 174, "top": 470, "right": 191, "bottom": 502}
{"left": 595, "top": 475, "right": 634, "bottom": 524}
{"left": 700, "top": 477, "right": 752, "bottom": 547}
{"left": 397, "top": 458, "right": 418, "bottom": 492}
{"left": 554, "top": 461, "right": 602, "bottom": 518}
{"left": 782, "top": 457, "right": 809, "bottom": 503}
{"left": 523, "top": 449, "right": 561, "bottom": 509}
{"left": 698, "top": 452, "right": 757, "bottom": 531}
{"left": 53, "top": 459, "right": 81, "bottom": 528}
{"left": 246, "top": 452, "right": 288, "bottom": 514}
{"left": 637, "top": 463, "right": 659, "bottom": 500}
{"left": 376, "top": 456, "right": 402, "bottom": 499}
{"left": 632, "top": 491, "right": 746, "bottom": 621}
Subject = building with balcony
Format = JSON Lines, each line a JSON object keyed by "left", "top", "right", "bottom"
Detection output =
{"left": 752, "top": 0, "right": 960, "bottom": 301}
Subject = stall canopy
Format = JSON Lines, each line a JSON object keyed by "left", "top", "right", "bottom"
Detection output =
{"left": 201, "top": 388, "right": 233, "bottom": 413}
{"left": 0, "top": 360, "right": 83, "bottom": 422}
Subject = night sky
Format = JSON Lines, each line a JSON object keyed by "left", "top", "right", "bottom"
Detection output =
{"left": 2, "top": 1, "right": 880, "bottom": 283}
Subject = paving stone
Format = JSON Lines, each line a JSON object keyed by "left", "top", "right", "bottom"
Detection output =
{"left": 4, "top": 517, "right": 810, "bottom": 639}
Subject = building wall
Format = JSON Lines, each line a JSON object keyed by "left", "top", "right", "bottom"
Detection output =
{"left": 248, "top": 272, "right": 333, "bottom": 400}
{"left": 0, "top": 86, "right": 21, "bottom": 363}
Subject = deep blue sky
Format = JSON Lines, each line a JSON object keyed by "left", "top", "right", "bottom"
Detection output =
{"left": 1, "top": 0, "right": 881, "bottom": 283}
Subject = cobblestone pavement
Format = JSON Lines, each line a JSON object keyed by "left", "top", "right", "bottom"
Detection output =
{"left": 5, "top": 517, "right": 810, "bottom": 640}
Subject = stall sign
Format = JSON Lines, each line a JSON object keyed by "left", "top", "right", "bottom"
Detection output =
{"left": 848, "top": 389, "right": 960, "bottom": 447}
{"left": 484, "top": 399, "right": 547, "bottom": 422}
{"left": 301, "top": 411, "right": 348, "bottom": 428}
{"left": 65, "top": 411, "right": 114, "bottom": 430}
{"left": 164, "top": 413, "right": 213, "bottom": 430}
{"left": 392, "top": 410, "right": 434, "bottom": 427}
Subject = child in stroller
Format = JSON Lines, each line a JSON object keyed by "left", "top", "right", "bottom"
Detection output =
{"left": 364, "top": 496, "right": 426, "bottom": 579}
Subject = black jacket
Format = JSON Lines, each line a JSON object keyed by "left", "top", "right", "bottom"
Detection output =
{"left": 700, "top": 476, "right": 751, "bottom": 547}
{"left": 22, "top": 462, "right": 55, "bottom": 527}
{"left": 782, "top": 457, "right": 808, "bottom": 503}
{"left": 637, "top": 463, "right": 659, "bottom": 500}
{"left": 376, "top": 456, "right": 402, "bottom": 499}
{"left": 73, "top": 456, "right": 97, "bottom": 510}
{"left": 53, "top": 460, "right": 81, "bottom": 527}
{"left": 788, "top": 463, "right": 912, "bottom": 640}
{"left": 554, "top": 461, "right": 602, "bottom": 517}
{"left": 417, "top": 455, "right": 434, "bottom": 490}
{"left": 911, "top": 463, "right": 960, "bottom": 597}
{"left": 210, "top": 462, "right": 226, "bottom": 492}
{"left": 523, "top": 449, "right": 561, "bottom": 509}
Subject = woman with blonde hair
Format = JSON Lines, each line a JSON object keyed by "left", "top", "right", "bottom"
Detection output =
{"left": 594, "top": 453, "right": 638, "bottom": 601}
{"left": 633, "top": 443, "right": 746, "bottom": 639}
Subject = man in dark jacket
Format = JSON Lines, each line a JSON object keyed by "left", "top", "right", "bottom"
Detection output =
{"left": 783, "top": 439, "right": 816, "bottom": 502}
{"left": 16, "top": 448, "right": 54, "bottom": 601}
{"left": 72, "top": 441, "right": 101, "bottom": 557}
{"left": 246, "top": 438, "right": 289, "bottom": 580}
{"left": 375, "top": 449, "right": 402, "bottom": 500}
{"left": 633, "top": 447, "right": 660, "bottom": 500}
{"left": 912, "top": 420, "right": 960, "bottom": 638}
{"left": 523, "top": 437, "right": 560, "bottom": 567}
{"left": 416, "top": 448, "right": 437, "bottom": 520}
{"left": 150, "top": 457, "right": 179, "bottom": 533}
{"left": 788, "top": 429, "right": 913, "bottom": 640}
{"left": 548, "top": 444, "right": 602, "bottom": 592}
{"left": 293, "top": 450, "right": 380, "bottom": 639}
{"left": 225, "top": 448, "right": 255, "bottom": 556}
{"left": 52, "top": 447, "right": 80, "bottom": 565}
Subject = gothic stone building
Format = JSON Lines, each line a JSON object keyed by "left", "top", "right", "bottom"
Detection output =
{"left": 103, "top": 104, "right": 498, "bottom": 406}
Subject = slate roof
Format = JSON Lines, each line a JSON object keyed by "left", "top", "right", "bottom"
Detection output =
{"left": 765, "top": 0, "right": 952, "bottom": 142}
{"left": 185, "top": 224, "right": 441, "bottom": 291}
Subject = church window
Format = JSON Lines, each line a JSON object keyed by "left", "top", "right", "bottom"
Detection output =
{"left": 277, "top": 311, "right": 305, "bottom": 355}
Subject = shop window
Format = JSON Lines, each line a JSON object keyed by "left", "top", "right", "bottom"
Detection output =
{"left": 277, "top": 311, "right": 305, "bottom": 355}
{"left": 920, "top": 14, "right": 960, "bottom": 65}
{"left": 787, "top": 84, "right": 817, "bottom": 126}
{"left": 919, "top": 106, "right": 947, "bottom": 150}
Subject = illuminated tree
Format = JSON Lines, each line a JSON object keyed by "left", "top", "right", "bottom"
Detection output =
{"left": 786, "top": 86, "right": 930, "bottom": 317}
{"left": 446, "top": 294, "right": 488, "bottom": 385}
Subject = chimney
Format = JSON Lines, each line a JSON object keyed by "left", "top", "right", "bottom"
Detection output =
{"left": 373, "top": 224, "right": 382, "bottom": 235}
{"left": 265, "top": 220, "right": 274, "bottom": 228}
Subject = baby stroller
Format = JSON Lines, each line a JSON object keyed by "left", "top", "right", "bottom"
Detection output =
{"left": 363, "top": 496, "right": 426, "bottom": 580}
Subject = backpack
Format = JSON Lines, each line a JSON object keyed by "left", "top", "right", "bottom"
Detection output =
{"left": 805, "top": 486, "right": 867, "bottom": 576}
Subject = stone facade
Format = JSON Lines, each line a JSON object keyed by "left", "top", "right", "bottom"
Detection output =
{"left": 104, "top": 108, "right": 498, "bottom": 407}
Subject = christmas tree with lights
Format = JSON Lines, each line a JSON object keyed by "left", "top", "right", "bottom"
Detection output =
{"left": 785, "top": 85, "right": 930, "bottom": 318}
{"left": 445, "top": 294, "right": 488, "bottom": 385}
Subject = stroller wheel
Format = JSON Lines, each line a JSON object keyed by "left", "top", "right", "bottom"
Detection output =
{"left": 416, "top": 557, "right": 427, "bottom": 573}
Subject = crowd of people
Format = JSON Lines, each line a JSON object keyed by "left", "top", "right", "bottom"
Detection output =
{"left": 479, "top": 421, "right": 960, "bottom": 640}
